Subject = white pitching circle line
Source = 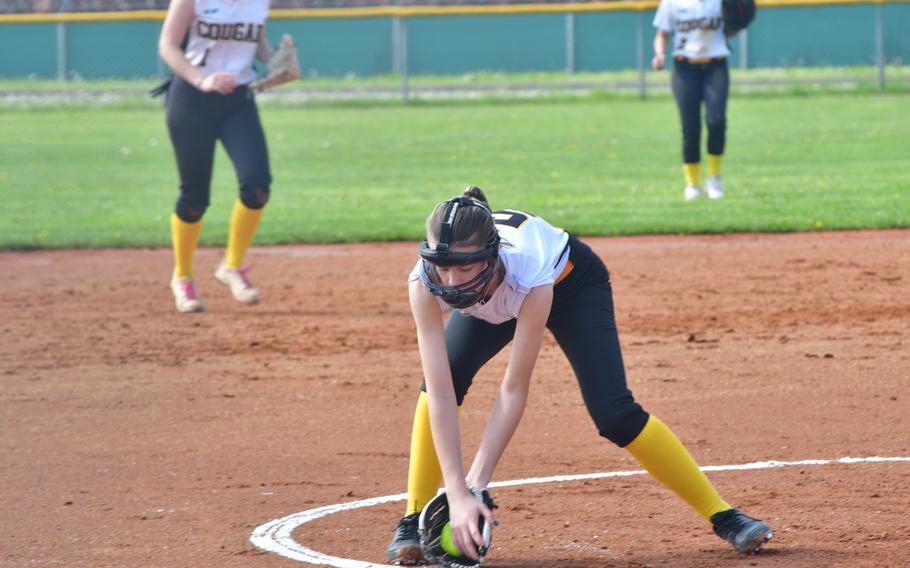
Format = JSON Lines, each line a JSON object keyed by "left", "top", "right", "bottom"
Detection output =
{"left": 250, "top": 455, "right": 910, "bottom": 567}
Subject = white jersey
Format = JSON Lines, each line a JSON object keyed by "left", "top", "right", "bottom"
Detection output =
{"left": 410, "top": 209, "right": 570, "bottom": 325}
{"left": 185, "top": 0, "right": 269, "bottom": 86}
{"left": 653, "top": 0, "right": 730, "bottom": 59}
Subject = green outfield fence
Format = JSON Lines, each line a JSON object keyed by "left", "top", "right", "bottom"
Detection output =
{"left": 1, "top": 0, "right": 908, "bottom": 99}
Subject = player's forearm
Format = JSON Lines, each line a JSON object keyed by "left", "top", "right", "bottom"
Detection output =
{"left": 653, "top": 31, "right": 668, "bottom": 57}
{"left": 159, "top": 42, "right": 204, "bottom": 87}
{"left": 467, "top": 381, "right": 529, "bottom": 488}
{"left": 419, "top": 350, "right": 469, "bottom": 494}
{"left": 159, "top": 0, "right": 204, "bottom": 87}
{"left": 468, "top": 288, "right": 548, "bottom": 487}
{"left": 412, "top": 282, "right": 470, "bottom": 493}
{"left": 255, "top": 28, "right": 273, "bottom": 63}
{"left": 413, "top": 301, "right": 469, "bottom": 495}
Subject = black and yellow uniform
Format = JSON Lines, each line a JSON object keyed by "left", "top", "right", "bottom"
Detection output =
{"left": 654, "top": 0, "right": 731, "bottom": 195}
{"left": 388, "top": 205, "right": 773, "bottom": 564}
{"left": 436, "top": 234, "right": 649, "bottom": 445}
{"left": 161, "top": 0, "right": 273, "bottom": 312}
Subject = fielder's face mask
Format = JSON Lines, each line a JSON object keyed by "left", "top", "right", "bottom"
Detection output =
{"left": 418, "top": 197, "right": 501, "bottom": 309}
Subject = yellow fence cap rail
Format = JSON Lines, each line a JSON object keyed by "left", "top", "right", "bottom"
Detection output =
{"left": 0, "top": 0, "right": 906, "bottom": 24}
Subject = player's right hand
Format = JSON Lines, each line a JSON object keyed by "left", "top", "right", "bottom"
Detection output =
{"left": 652, "top": 53, "right": 665, "bottom": 71}
{"left": 448, "top": 489, "right": 496, "bottom": 560}
{"left": 199, "top": 71, "right": 238, "bottom": 95}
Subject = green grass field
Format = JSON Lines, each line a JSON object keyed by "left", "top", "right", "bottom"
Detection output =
{"left": 4, "top": 65, "right": 910, "bottom": 91}
{"left": 1, "top": 88, "right": 908, "bottom": 249}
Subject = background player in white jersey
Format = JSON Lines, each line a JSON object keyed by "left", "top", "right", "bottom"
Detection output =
{"left": 387, "top": 186, "right": 772, "bottom": 564}
{"left": 159, "top": 0, "right": 274, "bottom": 313}
{"left": 652, "top": 0, "right": 732, "bottom": 201}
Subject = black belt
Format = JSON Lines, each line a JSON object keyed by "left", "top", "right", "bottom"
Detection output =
{"left": 675, "top": 55, "right": 727, "bottom": 64}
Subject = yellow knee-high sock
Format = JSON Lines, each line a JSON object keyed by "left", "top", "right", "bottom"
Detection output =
{"left": 172, "top": 213, "right": 203, "bottom": 278}
{"left": 225, "top": 200, "right": 264, "bottom": 269}
{"left": 625, "top": 415, "right": 731, "bottom": 521}
{"left": 707, "top": 154, "right": 722, "bottom": 177}
{"left": 406, "top": 392, "right": 443, "bottom": 515}
{"left": 683, "top": 163, "right": 701, "bottom": 187}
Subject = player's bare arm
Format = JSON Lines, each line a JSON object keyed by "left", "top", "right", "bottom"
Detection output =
{"left": 467, "top": 284, "right": 553, "bottom": 490}
{"left": 159, "top": 0, "right": 236, "bottom": 94}
{"left": 652, "top": 29, "right": 670, "bottom": 70}
{"left": 409, "top": 279, "right": 495, "bottom": 560}
{"left": 408, "top": 279, "right": 466, "bottom": 488}
{"left": 255, "top": 26, "right": 274, "bottom": 64}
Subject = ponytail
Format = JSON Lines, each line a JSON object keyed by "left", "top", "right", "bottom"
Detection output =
{"left": 463, "top": 185, "right": 489, "bottom": 207}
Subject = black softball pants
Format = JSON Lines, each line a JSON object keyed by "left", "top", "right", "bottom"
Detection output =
{"left": 671, "top": 57, "right": 729, "bottom": 164}
{"left": 166, "top": 76, "right": 272, "bottom": 223}
{"left": 424, "top": 235, "right": 650, "bottom": 448}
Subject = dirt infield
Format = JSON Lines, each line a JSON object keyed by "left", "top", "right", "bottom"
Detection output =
{"left": 2, "top": 230, "right": 908, "bottom": 568}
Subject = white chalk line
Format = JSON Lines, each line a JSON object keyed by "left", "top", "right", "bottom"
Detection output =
{"left": 249, "top": 455, "right": 910, "bottom": 567}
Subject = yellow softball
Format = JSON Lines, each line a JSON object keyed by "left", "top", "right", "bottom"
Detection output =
{"left": 440, "top": 522, "right": 462, "bottom": 557}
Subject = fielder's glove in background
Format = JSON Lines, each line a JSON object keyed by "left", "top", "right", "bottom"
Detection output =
{"left": 722, "top": 0, "right": 756, "bottom": 34}
{"left": 419, "top": 488, "right": 496, "bottom": 568}
{"left": 252, "top": 34, "right": 301, "bottom": 92}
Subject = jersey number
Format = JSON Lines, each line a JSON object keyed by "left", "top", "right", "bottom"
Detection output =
{"left": 492, "top": 210, "right": 533, "bottom": 229}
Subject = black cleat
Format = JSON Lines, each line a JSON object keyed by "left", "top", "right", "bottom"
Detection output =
{"left": 388, "top": 512, "right": 426, "bottom": 565}
{"left": 710, "top": 508, "right": 773, "bottom": 554}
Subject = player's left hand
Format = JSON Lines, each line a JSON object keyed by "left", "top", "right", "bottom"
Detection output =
{"left": 251, "top": 34, "right": 301, "bottom": 92}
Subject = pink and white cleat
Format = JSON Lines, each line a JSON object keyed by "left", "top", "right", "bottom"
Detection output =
{"left": 170, "top": 275, "right": 204, "bottom": 313}
{"left": 215, "top": 264, "right": 260, "bottom": 305}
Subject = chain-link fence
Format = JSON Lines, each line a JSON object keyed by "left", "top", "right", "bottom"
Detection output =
{"left": 1, "top": 0, "right": 621, "bottom": 13}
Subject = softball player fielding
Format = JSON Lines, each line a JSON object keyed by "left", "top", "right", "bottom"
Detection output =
{"left": 159, "top": 0, "right": 275, "bottom": 313}
{"left": 652, "top": 0, "right": 732, "bottom": 201}
{"left": 387, "top": 187, "right": 772, "bottom": 564}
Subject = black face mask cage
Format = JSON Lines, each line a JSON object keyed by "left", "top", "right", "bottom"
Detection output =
{"left": 422, "top": 257, "right": 499, "bottom": 309}
{"left": 418, "top": 196, "right": 501, "bottom": 308}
